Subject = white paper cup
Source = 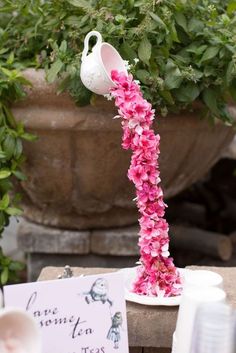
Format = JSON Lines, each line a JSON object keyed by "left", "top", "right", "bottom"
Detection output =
{"left": 184, "top": 270, "right": 223, "bottom": 290}
{"left": 190, "top": 302, "right": 234, "bottom": 353}
{"left": 174, "top": 287, "right": 226, "bottom": 353}
{"left": 0, "top": 308, "right": 41, "bottom": 353}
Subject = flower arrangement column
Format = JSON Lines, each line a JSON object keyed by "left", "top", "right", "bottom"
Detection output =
{"left": 110, "top": 70, "right": 182, "bottom": 297}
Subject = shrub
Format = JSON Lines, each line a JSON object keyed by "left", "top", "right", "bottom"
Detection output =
{"left": 1, "top": 0, "right": 236, "bottom": 122}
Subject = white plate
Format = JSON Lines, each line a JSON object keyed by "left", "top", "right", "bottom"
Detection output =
{"left": 118, "top": 267, "right": 191, "bottom": 306}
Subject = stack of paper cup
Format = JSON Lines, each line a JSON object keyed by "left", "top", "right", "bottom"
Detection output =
{"left": 172, "top": 270, "right": 225, "bottom": 353}
{"left": 190, "top": 302, "right": 234, "bottom": 353}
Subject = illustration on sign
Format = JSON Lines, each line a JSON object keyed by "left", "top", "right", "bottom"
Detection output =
{"left": 84, "top": 278, "right": 113, "bottom": 306}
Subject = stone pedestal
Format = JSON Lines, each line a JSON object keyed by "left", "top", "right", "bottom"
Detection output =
{"left": 38, "top": 266, "right": 236, "bottom": 353}
{"left": 18, "top": 218, "right": 140, "bottom": 281}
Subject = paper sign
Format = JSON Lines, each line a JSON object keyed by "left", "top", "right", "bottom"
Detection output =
{"left": 4, "top": 272, "right": 129, "bottom": 353}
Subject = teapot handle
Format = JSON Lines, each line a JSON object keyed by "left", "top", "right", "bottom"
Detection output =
{"left": 82, "top": 31, "right": 102, "bottom": 62}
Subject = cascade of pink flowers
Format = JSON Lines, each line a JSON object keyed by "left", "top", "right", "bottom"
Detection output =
{"left": 110, "top": 70, "right": 182, "bottom": 297}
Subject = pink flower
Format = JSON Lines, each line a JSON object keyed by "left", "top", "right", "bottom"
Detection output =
{"left": 137, "top": 183, "right": 158, "bottom": 204}
{"left": 128, "top": 164, "right": 148, "bottom": 186}
{"left": 122, "top": 127, "right": 133, "bottom": 150}
{"left": 110, "top": 70, "right": 182, "bottom": 297}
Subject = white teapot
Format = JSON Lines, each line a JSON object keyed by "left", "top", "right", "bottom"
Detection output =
{"left": 80, "top": 31, "right": 127, "bottom": 95}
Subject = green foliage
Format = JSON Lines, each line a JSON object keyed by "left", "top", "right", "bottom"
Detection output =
{"left": 0, "top": 0, "right": 235, "bottom": 122}
{"left": 0, "top": 59, "right": 34, "bottom": 285}
{"left": 0, "top": 0, "right": 234, "bottom": 282}
{"left": 0, "top": 247, "right": 25, "bottom": 286}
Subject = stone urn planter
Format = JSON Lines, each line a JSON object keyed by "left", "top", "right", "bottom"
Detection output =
{"left": 13, "top": 69, "right": 235, "bottom": 230}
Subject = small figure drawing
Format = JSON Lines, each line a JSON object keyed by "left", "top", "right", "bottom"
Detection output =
{"left": 85, "top": 278, "right": 113, "bottom": 306}
{"left": 107, "top": 312, "right": 123, "bottom": 349}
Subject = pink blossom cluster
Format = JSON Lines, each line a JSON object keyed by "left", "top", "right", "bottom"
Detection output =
{"left": 110, "top": 70, "right": 182, "bottom": 297}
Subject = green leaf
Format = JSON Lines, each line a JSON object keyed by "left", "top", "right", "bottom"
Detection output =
{"left": 202, "top": 88, "right": 219, "bottom": 115}
{"left": 1, "top": 67, "right": 13, "bottom": 78}
{"left": 17, "top": 76, "right": 32, "bottom": 87}
{"left": 5, "top": 207, "right": 23, "bottom": 216}
{"left": 136, "top": 70, "right": 150, "bottom": 84}
{"left": 195, "top": 45, "right": 208, "bottom": 56}
{"left": 47, "top": 59, "right": 63, "bottom": 83}
{"left": 7, "top": 52, "right": 14, "bottom": 65}
{"left": 188, "top": 18, "right": 204, "bottom": 33}
{"left": 59, "top": 40, "right": 67, "bottom": 53}
{"left": 3, "top": 106, "right": 16, "bottom": 128}
{"left": 14, "top": 138, "right": 23, "bottom": 159}
{"left": 0, "top": 6, "right": 14, "bottom": 13}
{"left": 186, "top": 44, "right": 207, "bottom": 55}
{"left": 65, "top": 15, "right": 82, "bottom": 27}
{"left": 149, "top": 12, "right": 167, "bottom": 29}
{"left": 171, "top": 54, "right": 190, "bottom": 65}
{"left": 0, "top": 170, "right": 11, "bottom": 179}
{"left": 3, "top": 135, "right": 15, "bottom": 159}
{"left": 13, "top": 170, "right": 27, "bottom": 181}
{"left": 0, "top": 48, "right": 8, "bottom": 55}
{"left": 1, "top": 267, "right": 9, "bottom": 285}
{"left": 175, "top": 12, "right": 188, "bottom": 32}
{"left": 0, "top": 151, "right": 6, "bottom": 159}
{"left": 204, "top": 65, "right": 215, "bottom": 77}
{"left": 201, "top": 47, "right": 219, "bottom": 63}
{"left": 0, "top": 211, "right": 6, "bottom": 230}
{"left": 174, "top": 83, "right": 200, "bottom": 102}
{"left": 0, "top": 179, "right": 12, "bottom": 193}
{"left": 227, "top": 1, "right": 236, "bottom": 14}
{"left": 0, "top": 128, "right": 5, "bottom": 143}
{"left": 165, "top": 73, "right": 182, "bottom": 90}
{"left": 169, "top": 24, "right": 179, "bottom": 43}
{"left": 165, "top": 61, "right": 182, "bottom": 90}
{"left": 21, "top": 132, "right": 37, "bottom": 141}
{"left": 119, "top": 42, "right": 137, "bottom": 61}
{"left": 160, "top": 90, "right": 175, "bottom": 105}
{"left": 115, "top": 14, "right": 126, "bottom": 23}
{"left": 138, "top": 36, "right": 152, "bottom": 65}
{"left": 69, "top": 76, "right": 92, "bottom": 106}
{"left": 57, "top": 75, "right": 71, "bottom": 94}
{"left": 66, "top": 0, "right": 91, "bottom": 9}
{"left": 0, "top": 194, "right": 10, "bottom": 210}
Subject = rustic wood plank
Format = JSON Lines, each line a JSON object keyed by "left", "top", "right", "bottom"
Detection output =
{"left": 170, "top": 225, "right": 232, "bottom": 261}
